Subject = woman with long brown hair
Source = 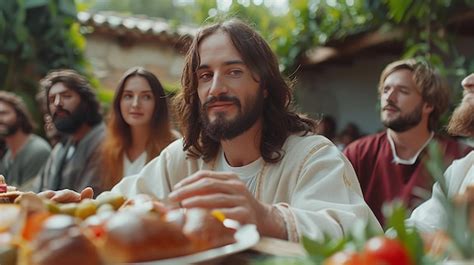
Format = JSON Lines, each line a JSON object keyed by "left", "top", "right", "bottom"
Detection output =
{"left": 101, "top": 67, "right": 179, "bottom": 189}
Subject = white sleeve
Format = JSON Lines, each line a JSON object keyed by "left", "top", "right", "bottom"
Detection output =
{"left": 407, "top": 182, "right": 448, "bottom": 233}
{"left": 407, "top": 162, "right": 460, "bottom": 233}
{"left": 277, "top": 143, "right": 382, "bottom": 241}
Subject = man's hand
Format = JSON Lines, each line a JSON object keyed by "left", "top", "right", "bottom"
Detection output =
{"left": 169, "top": 170, "right": 287, "bottom": 239}
{"left": 38, "top": 187, "right": 94, "bottom": 203}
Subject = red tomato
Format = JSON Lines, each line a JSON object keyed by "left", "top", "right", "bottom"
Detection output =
{"left": 324, "top": 251, "right": 376, "bottom": 265}
{"left": 364, "top": 236, "right": 413, "bottom": 265}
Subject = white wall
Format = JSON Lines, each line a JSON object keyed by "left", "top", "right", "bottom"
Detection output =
{"left": 295, "top": 54, "right": 398, "bottom": 135}
{"left": 84, "top": 34, "right": 185, "bottom": 91}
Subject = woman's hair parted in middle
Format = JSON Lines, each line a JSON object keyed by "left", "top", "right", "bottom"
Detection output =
{"left": 101, "top": 66, "right": 178, "bottom": 189}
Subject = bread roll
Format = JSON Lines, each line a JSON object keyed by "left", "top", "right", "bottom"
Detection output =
{"left": 29, "top": 215, "right": 102, "bottom": 265}
{"left": 101, "top": 211, "right": 192, "bottom": 262}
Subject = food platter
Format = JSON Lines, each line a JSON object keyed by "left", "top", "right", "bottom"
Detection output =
{"left": 127, "top": 224, "right": 259, "bottom": 265}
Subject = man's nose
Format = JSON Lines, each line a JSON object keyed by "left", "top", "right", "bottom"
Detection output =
{"left": 53, "top": 95, "right": 62, "bottom": 106}
{"left": 209, "top": 74, "right": 228, "bottom": 96}
{"left": 462, "top": 73, "right": 474, "bottom": 91}
{"left": 383, "top": 88, "right": 397, "bottom": 102}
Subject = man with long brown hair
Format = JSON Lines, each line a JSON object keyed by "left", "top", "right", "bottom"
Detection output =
{"left": 0, "top": 91, "right": 51, "bottom": 189}
{"left": 35, "top": 69, "right": 106, "bottom": 195}
{"left": 43, "top": 19, "right": 379, "bottom": 241}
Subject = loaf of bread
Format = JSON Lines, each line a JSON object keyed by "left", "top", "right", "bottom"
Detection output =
{"left": 101, "top": 211, "right": 193, "bottom": 263}
{"left": 29, "top": 215, "right": 102, "bottom": 265}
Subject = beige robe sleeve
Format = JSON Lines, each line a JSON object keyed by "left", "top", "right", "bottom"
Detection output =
{"left": 262, "top": 135, "right": 381, "bottom": 242}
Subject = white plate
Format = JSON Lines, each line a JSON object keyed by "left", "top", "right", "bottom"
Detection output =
{"left": 125, "top": 224, "right": 260, "bottom": 265}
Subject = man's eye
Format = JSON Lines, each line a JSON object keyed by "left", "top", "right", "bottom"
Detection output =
{"left": 199, "top": 73, "right": 212, "bottom": 81}
{"left": 229, "top": 69, "right": 243, "bottom": 76}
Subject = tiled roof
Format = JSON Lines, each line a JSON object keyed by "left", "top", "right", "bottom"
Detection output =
{"left": 77, "top": 11, "right": 196, "bottom": 45}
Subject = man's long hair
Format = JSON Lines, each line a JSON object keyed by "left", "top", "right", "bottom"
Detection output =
{"left": 0, "top": 91, "right": 35, "bottom": 134}
{"left": 40, "top": 69, "right": 102, "bottom": 126}
{"left": 101, "top": 67, "right": 178, "bottom": 189}
{"left": 175, "top": 19, "right": 316, "bottom": 163}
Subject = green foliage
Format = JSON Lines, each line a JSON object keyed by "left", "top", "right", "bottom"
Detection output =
{"left": 255, "top": 203, "right": 440, "bottom": 265}
{"left": 383, "top": 201, "right": 426, "bottom": 265}
{"left": 0, "top": 0, "right": 88, "bottom": 134}
{"left": 77, "top": 0, "right": 195, "bottom": 24}
{"left": 81, "top": 0, "right": 473, "bottom": 86}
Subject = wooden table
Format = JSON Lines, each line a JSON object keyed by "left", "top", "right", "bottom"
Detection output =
{"left": 218, "top": 237, "right": 306, "bottom": 265}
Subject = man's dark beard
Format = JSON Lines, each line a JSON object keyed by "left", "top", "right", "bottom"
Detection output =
{"left": 53, "top": 103, "right": 87, "bottom": 134}
{"left": 447, "top": 102, "right": 474, "bottom": 137}
{"left": 200, "top": 91, "right": 264, "bottom": 141}
{"left": 382, "top": 102, "right": 423, "bottom": 132}
{"left": 0, "top": 121, "right": 19, "bottom": 137}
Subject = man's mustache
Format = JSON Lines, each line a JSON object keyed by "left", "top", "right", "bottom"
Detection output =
{"left": 383, "top": 103, "right": 400, "bottom": 111}
{"left": 53, "top": 107, "right": 71, "bottom": 119}
{"left": 202, "top": 95, "right": 241, "bottom": 110}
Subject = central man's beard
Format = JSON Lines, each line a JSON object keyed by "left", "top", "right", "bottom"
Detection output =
{"left": 200, "top": 90, "right": 264, "bottom": 141}
{"left": 53, "top": 103, "right": 88, "bottom": 134}
{"left": 382, "top": 102, "right": 423, "bottom": 132}
{"left": 447, "top": 101, "right": 474, "bottom": 137}
{"left": 0, "top": 121, "right": 19, "bottom": 137}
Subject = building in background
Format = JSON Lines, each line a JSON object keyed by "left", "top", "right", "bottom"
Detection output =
{"left": 78, "top": 11, "right": 196, "bottom": 92}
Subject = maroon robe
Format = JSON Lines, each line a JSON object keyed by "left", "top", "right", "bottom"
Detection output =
{"left": 343, "top": 131, "right": 472, "bottom": 226}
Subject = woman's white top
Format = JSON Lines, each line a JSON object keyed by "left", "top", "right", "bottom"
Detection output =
{"left": 123, "top": 152, "right": 147, "bottom": 177}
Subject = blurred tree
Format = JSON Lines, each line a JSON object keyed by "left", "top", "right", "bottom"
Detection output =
{"left": 77, "top": 0, "right": 195, "bottom": 24}
{"left": 0, "top": 0, "right": 91, "bottom": 134}
{"left": 1, "top": 0, "right": 87, "bottom": 88}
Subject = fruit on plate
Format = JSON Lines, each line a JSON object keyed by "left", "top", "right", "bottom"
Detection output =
{"left": 0, "top": 204, "right": 21, "bottom": 232}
